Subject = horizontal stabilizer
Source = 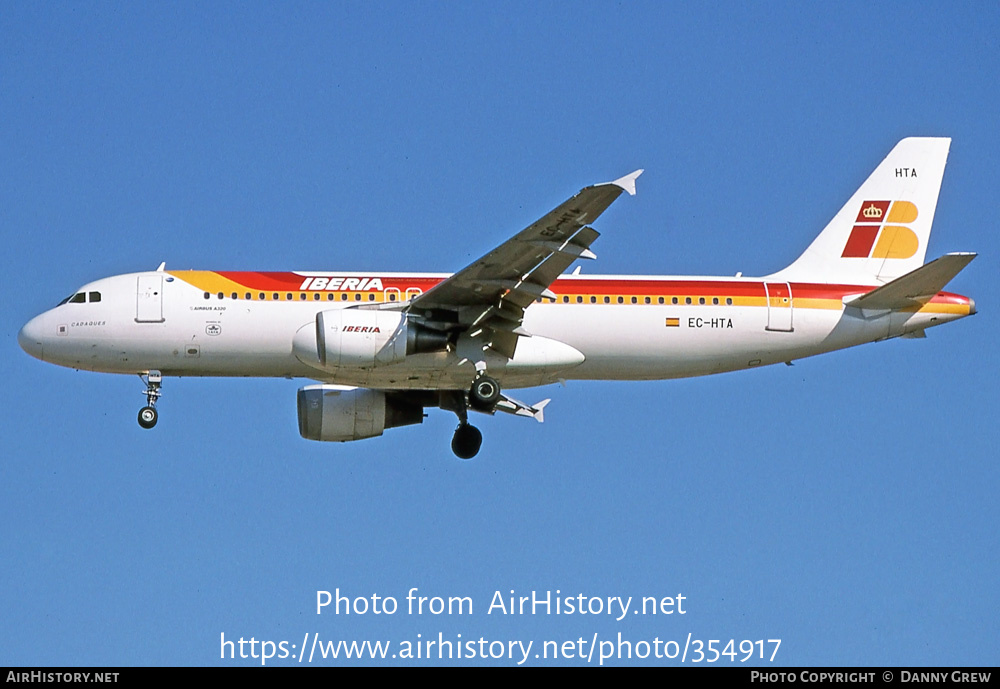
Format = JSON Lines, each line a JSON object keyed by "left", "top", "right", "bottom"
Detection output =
{"left": 846, "top": 252, "right": 976, "bottom": 310}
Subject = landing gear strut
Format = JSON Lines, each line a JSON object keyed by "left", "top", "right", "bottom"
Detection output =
{"left": 138, "top": 370, "right": 162, "bottom": 429}
{"left": 442, "top": 388, "right": 485, "bottom": 460}
{"left": 443, "top": 373, "right": 503, "bottom": 459}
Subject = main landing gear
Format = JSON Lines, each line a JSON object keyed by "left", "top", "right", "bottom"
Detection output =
{"left": 451, "top": 422, "right": 483, "bottom": 460}
{"left": 448, "top": 373, "right": 501, "bottom": 459}
{"left": 137, "top": 370, "right": 162, "bottom": 429}
{"left": 469, "top": 374, "right": 501, "bottom": 411}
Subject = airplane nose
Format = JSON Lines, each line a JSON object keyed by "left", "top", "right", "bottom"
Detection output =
{"left": 18, "top": 315, "right": 46, "bottom": 361}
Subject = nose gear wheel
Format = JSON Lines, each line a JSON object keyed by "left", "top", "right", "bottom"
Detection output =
{"left": 138, "top": 406, "right": 158, "bottom": 429}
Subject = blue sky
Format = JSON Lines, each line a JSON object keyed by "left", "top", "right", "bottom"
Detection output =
{"left": 2, "top": 2, "right": 996, "bottom": 666}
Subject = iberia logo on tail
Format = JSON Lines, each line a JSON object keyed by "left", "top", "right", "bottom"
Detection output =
{"left": 841, "top": 200, "right": 919, "bottom": 259}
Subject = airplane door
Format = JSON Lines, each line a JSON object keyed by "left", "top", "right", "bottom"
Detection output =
{"left": 136, "top": 275, "right": 165, "bottom": 323}
{"left": 764, "top": 282, "right": 793, "bottom": 332}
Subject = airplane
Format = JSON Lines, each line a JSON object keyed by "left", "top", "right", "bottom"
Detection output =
{"left": 18, "top": 137, "right": 976, "bottom": 459}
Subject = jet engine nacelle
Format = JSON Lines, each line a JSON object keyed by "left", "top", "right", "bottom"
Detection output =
{"left": 312, "top": 309, "right": 449, "bottom": 369}
{"left": 318, "top": 309, "right": 406, "bottom": 367}
{"left": 297, "top": 385, "right": 423, "bottom": 442}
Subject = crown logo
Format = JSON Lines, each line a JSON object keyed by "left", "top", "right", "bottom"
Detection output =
{"left": 862, "top": 203, "right": 883, "bottom": 219}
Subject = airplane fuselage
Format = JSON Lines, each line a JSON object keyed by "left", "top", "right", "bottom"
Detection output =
{"left": 19, "top": 269, "right": 974, "bottom": 390}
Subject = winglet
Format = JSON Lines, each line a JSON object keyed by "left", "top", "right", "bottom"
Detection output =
{"left": 531, "top": 399, "right": 550, "bottom": 423}
{"left": 608, "top": 169, "right": 643, "bottom": 196}
{"left": 494, "top": 395, "right": 551, "bottom": 423}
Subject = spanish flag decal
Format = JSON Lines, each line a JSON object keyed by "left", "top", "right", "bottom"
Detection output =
{"left": 665, "top": 317, "right": 680, "bottom": 327}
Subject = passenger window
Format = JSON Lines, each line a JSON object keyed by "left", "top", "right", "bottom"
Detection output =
{"left": 685, "top": 297, "right": 692, "bottom": 305}
{"left": 726, "top": 298, "right": 733, "bottom": 305}
{"left": 590, "top": 296, "right": 596, "bottom": 303}
{"left": 712, "top": 297, "right": 719, "bottom": 305}
{"left": 89, "top": 292, "right": 101, "bottom": 302}
{"left": 631, "top": 297, "right": 638, "bottom": 304}
{"left": 617, "top": 296, "right": 624, "bottom": 304}
{"left": 672, "top": 297, "right": 678, "bottom": 305}
{"left": 699, "top": 297, "right": 705, "bottom": 305}
{"left": 604, "top": 296, "right": 610, "bottom": 304}
{"left": 204, "top": 292, "right": 211, "bottom": 300}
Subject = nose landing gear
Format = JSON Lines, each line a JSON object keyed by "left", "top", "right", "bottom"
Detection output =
{"left": 138, "top": 371, "right": 162, "bottom": 429}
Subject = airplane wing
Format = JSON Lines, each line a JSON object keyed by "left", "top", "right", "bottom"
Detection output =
{"left": 406, "top": 170, "right": 642, "bottom": 357}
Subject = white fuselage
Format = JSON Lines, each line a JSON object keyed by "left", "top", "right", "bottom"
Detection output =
{"left": 18, "top": 269, "right": 974, "bottom": 391}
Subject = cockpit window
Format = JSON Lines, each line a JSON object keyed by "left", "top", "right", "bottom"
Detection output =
{"left": 59, "top": 291, "right": 101, "bottom": 306}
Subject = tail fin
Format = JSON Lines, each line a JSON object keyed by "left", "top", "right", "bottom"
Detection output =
{"left": 770, "top": 137, "right": 951, "bottom": 285}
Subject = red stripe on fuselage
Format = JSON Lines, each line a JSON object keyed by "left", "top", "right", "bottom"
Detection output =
{"left": 201, "top": 272, "right": 968, "bottom": 306}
